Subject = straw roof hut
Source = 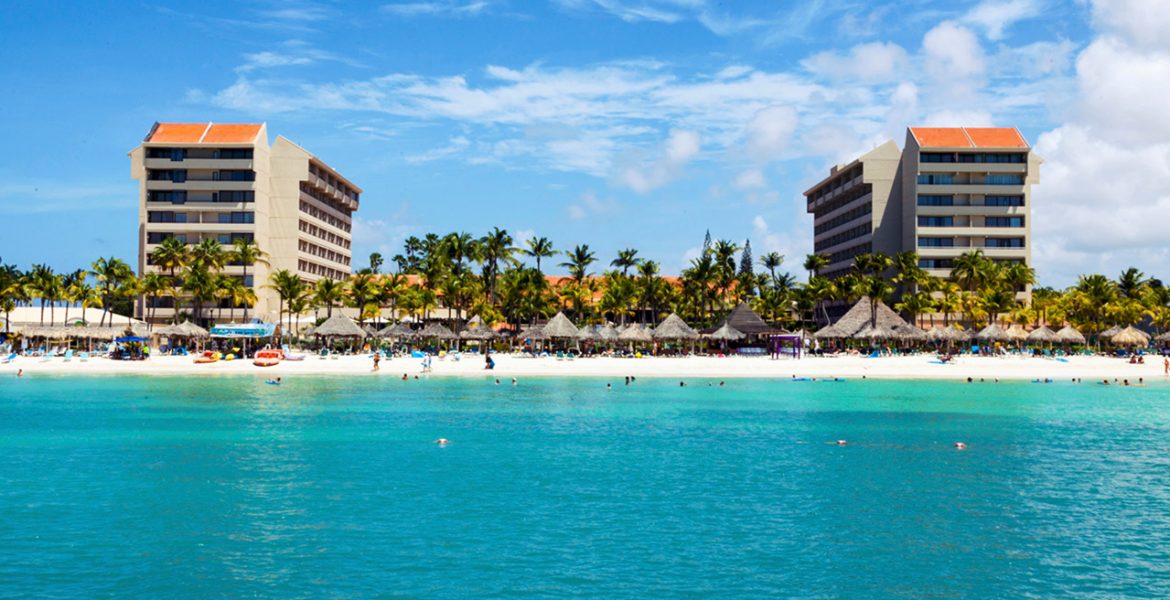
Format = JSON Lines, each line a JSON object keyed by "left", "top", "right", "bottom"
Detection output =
{"left": 542, "top": 312, "right": 580, "bottom": 339}
{"left": 653, "top": 313, "right": 699, "bottom": 341}
{"left": 519, "top": 324, "right": 548, "bottom": 341}
{"left": 1056, "top": 325, "right": 1086, "bottom": 344}
{"left": 361, "top": 323, "right": 379, "bottom": 337}
{"left": 459, "top": 326, "right": 497, "bottom": 341}
{"left": 313, "top": 314, "right": 365, "bottom": 338}
{"left": 302, "top": 325, "right": 316, "bottom": 336}
{"left": 377, "top": 322, "right": 415, "bottom": 339}
{"left": 1006, "top": 324, "right": 1029, "bottom": 342}
{"left": 1026, "top": 325, "right": 1060, "bottom": 344}
{"left": 1099, "top": 325, "right": 1122, "bottom": 339}
{"left": 154, "top": 323, "right": 186, "bottom": 337}
{"left": 892, "top": 324, "right": 929, "bottom": 341}
{"left": 707, "top": 322, "right": 745, "bottom": 341}
{"left": 719, "top": 302, "right": 778, "bottom": 335}
{"left": 976, "top": 323, "right": 1009, "bottom": 342}
{"left": 932, "top": 325, "right": 971, "bottom": 343}
{"left": 418, "top": 322, "right": 457, "bottom": 340}
{"left": 824, "top": 297, "right": 913, "bottom": 338}
{"left": 618, "top": 323, "right": 652, "bottom": 342}
{"left": 598, "top": 323, "right": 620, "bottom": 341}
{"left": 1155, "top": 330, "right": 1170, "bottom": 343}
{"left": 577, "top": 324, "right": 600, "bottom": 341}
{"left": 1110, "top": 325, "right": 1149, "bottom": 346}
{"left": 853, "top": 322, "right": 900, "bottom": 340}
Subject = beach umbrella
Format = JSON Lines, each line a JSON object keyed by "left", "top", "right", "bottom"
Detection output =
{"left": 934, "top": 325, "right": 971, "bottom": 343}
{"left": 1155, "top": 331, "right": 1170, "bottom": 343}
{"left": 377, "top": 322, "right": 415, "bottom": 339}
{"left": 598, "top": 323, "right": 620, "bottom": 342}
{"left": 1099, "top": 325, "right": 1121, "bottom": 340}
{"left": 176, "top": 321, "right": 209, "bottom": 338}
{"left": 154, "top": 324, "right": 185, "bottom": 337}
{"left": 653, "top": 313, "right": 699, "bottom": 341}
{"left": 361, "top": 323, "right": 379, "bottom": 337}
{"left": 313, "top": 314, "right": 365, "bottom": 338}
{"left": 542, "top": 312, "right": 580, "bottom": 339}
{"left": 577, "top": 325, "right": 600, "bottom": 341}
{"left": 892, "top": 324, "right": 928, "bottom": 341}
{"left": 853, "top": 322, "right": 898, "bottom": 340}
{"left": 418, "top": 322, "right": 457, "bottom": 340}
{"left": 1026, "top": 325, "right": 1060, "bottom": 344}
{"left": 618, "top": 323, "right": 652, "bottom": 343}
{"left": 1006, "top": 324, "right": 1029, "bottom": 342}
{"left": 519, "top": 324, "right": 549, "bottom": 341}
{"left": 707, "top": 322, "right": 745, "bottom": 341}
{"left": 719, "top": 302, "right": 778, "bottom": 335}
{"left": 976, "top": 323, "right": 1009, "bottom": 342}
{"left": 1056, "top": 325, "right": 1086, "bottom": 345}
{"left": 459, "top": 326, "right": 497, "bottom": 341}
{"left": 1110, "top": 325, "right": 1149, "bottom": 346}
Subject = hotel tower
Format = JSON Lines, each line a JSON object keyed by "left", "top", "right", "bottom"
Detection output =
{"left": 130, "top": 122, "right": 361, "bottom": 324}
{"left": 804, "top": 127, "right": 1039, "bottom": 295}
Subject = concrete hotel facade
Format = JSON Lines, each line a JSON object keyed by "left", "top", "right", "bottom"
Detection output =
{"left": 805, "top": 127, "right": 1039, "bottom": 290}
{"left": 130, "top": 122, "right": 361, "bottom": 324}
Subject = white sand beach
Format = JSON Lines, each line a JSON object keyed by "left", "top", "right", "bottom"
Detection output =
{"left": 3, "top": 352, "right": 1166, "bottom": 382}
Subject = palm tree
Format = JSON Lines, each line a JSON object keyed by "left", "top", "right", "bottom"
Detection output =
{"left": 760, "top": 252, "right": 784, "bottom": 288}
{"left": 803, "top": 276, "right": 836, "bottom": 327}
{"left": 1117, "top": 267, "right": 1148, "bottom": 300}
{"left": 182, "top": 264, "right": 217, "bottom": 326}
{"left": 803, "top": 253, "right": 828, "bottom": 280}
{"left": 60, "top": 269, "right": 87, "bottom": 326}
{"left": 855, "top": 274, "right": 893, "bottom": 329}
{"left": 91, "top": 257, "right": 132, "bottom": 327}
{"left": 0, "top": 262, "right": 23, "bottom": 334}
{"left": 313, "top": 277, "right": 345, "bottom": 319}
{"left": 191, "top": 238, "right": 227, "bottom": 272}
{"left": 347, "top": 273, "right": 379, "bottom": 326}
{"left": 231, "top": 238, "right": 266, "bottom": 321}
{"left": 611, "top": 248, "right": 640, "bottom": 276}
{"left": 560, "top": 244, "right": 597, "bottom": 285}
{"left": 637, "top": 260, "right": 671, "bottom": 323}
{"left": 267, "top": 270, "right": 306, "bottom": 340}
{"left": 151, "top": 237, "right": 190, "bottom": 284}
{"left": 522, "top": 236, "right": 556, "bottom": 274}
{"left": 479, "top": 227, "right": 514, "bottom": 303}
{"left": 25, "top": 264, "right": 58, "bottom": 326}
{"left": 1071, "top": 274, "right": 1117, "bottom": 334}
{"left": 140, "top": 272, "right": 169, "bottom": 326}
{"left": 950, "top": 250, "right": 992, "bottom": 292}
{"left": 712, "top": 240, "right": 739, "bottom": 307}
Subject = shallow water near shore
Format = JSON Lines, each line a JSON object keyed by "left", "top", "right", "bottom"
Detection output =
{"left": 3, "top": 375, "right": 1170, "bottom": 597}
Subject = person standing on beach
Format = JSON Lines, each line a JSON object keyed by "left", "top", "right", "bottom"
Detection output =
{"left": 1164, "top": 357, "right": 1168, "bottom": 376}
{"left": 373, "top": 352, "right": 381, "bottom": 372}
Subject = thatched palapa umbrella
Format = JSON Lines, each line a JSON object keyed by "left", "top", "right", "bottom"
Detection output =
{"left": 720, "top": 302, "right": 778, "bottom": 336}
{"left": 1110, "top": 325, "right": 1149, "bottom": 346}
{"left": 1155, "top": 330, "right": 1170, "bottom": 343}
{"left": 1027, "top": 325, "right": 1060, "bottom": 344}
{"left": 418, "top": 322, "right": 457, "bottom": 341}
{"left": 1056, "top": 325, "right": 1086, "bottom": 345}
{"left": 812, "top": 324, "right": 846, "bottom": 339}
{"left": 577, "top": 324, "right": 600, "bottom": 341}
{"left": 707, "top": 322, "right": 745, "bottom": 341}
{"left": 459, "top": 326, "right": 497, "bottom": 341}
{"left": 932, "top": 325, "right": 971, "bottom": 344}
{"left": 618, "top": 323, "right": 652, "bottom": 344}
{"left": 1099, "top": 325, "right": 1121, "bottom": 340}
{"left": 377, "top": 322, "right": 415, "bottom": 339}
{"left": 542, "top": 312, "right": 580, "bottom": 340}
{"left": 653, "top": 313, "right": 699, "bottom": 341}
{"left": 892, "top": 324, "right": 928, "bottom": 342}
{"left": 976, "top": 323, "right": 1009, "bottom": 343}
{"left": 853, "top": 322, "right": 899, "bottom": 341}
{"left": 598, "top": 323, "right": 620, "bottom": 342}
{"left": 1006, "top": 324, "right": 1029, "bottom": 343}
{"left": 314, "top": 314, "right": 365, "bottom": 339}
{"left": 361, "top": 323, "right": 379, "bottom": 338}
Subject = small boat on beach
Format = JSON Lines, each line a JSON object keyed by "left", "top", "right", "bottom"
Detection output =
{"left": 253, "top": 349, "right": 283, "bottom": 367}
{"left": 193, "top": 351, "right": 220, "bottom": 364}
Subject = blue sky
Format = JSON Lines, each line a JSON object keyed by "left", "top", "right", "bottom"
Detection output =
{"left": 2, "top": 0, "right": 1168, "bottom": 286}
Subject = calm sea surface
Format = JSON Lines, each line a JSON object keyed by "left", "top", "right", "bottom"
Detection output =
{"left": 3, "top": 375, "right": 1170, "bottom": 598}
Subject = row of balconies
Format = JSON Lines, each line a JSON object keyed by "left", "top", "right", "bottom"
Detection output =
{"left": 145, "top": 157, "right": 254, "bottom": 170}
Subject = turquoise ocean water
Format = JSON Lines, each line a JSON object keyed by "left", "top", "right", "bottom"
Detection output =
{"left": 3, "top": 375, "right": 1170, "bottom": 597}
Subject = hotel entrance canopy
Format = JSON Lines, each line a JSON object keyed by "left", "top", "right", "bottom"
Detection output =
{"left": 209, "top": 324, "right": 276, "bottom": 338}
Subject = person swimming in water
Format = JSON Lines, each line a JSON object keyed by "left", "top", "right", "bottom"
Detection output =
{"left": 266, "top": 377, "right": 282, "bottom": 385}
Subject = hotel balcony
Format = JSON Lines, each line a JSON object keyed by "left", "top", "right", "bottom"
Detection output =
{"left": 144, "top": 157, "right": 253, "bottom": 170}
{"left": 917, "top": 163, "right": 1027, "bottom": 174}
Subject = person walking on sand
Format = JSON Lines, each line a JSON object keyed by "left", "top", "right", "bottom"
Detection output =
{"left": 373, "top": 352, "right": 381, "bottom": 372}
{"left": 1164, "top": 357, "right": 1169, "bottom": 376}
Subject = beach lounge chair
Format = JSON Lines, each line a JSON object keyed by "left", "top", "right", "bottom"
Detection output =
{"left": 1, "top": 353, "right": 15, "bottom": 364}
{"left": 79, "top": 352, "right": 89, "bottom": 362}
{"left": 63, "top": 349, "right": 73, "bottom": 362}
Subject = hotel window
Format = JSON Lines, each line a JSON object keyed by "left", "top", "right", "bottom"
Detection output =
{"left": 217, "top": 211, "right": 254, "bottom": 224}
{"left": 217, "top": 170, "right": 255, "bottom": 182}
{"left": 146, "top": 232, "right": 173, "bottom": 244}
{"left": 918, "top": 258, "right": 954, "bottom": 269}
{"left": 917, "top": 174, "right": 953, "bottom": 185}
{"left": 985, "top": 195, "right": 1024, "bottom": 207}
{"left": 147, "top": 211, "right": 188, "bottom": 224}
{"left": 918, "top": 216, "right": 954, "bottom": 227}
{"left": 216, "top": 148, "right": 253, "bottom": 159}
{"left": 917, "top": 195, "right": 954, "bottom": 206}
{"left": 148, "top": 190, "right": 187, "bottom": 204}
{"left": 986, "top": 216, "right": 1024, "bottom": 228}
{"left": 920, "top": 152, "right": 955, "bottom": 163}
{"left": 959, "top": 153, "right": 1026, "bottom": 163}
{"left": 213, "top": 191, "right": 254, "bottom": 203}
{"left": 172, "top": 170, "right": 187, "bottom": 183}
{"left": 918, "top": 237, "right": 955, "bottom": 247}
{"left": 984, "top": 174, "right": 1023, "bottom": 185}
{"left": 985, "top": 238, "right": 1025, "bottom": 248}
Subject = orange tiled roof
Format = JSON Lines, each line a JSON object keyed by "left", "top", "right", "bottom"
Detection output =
{"left": 202, "top": 124, "right": 263, "bottom": 143}
{"left": 910, "top": 126, "right": 1030, "bottom": 149}
{"left": 909, "top": 127, "right": 973, "bottom": 148}
{"left": 146, "top": 122, "right": 263, "bottom": 144}
{"left": 964, "top": 127, "right": 1028, "bottom": 148}
{"left": 148, "top": 123, "right": 211, "bottom": 143}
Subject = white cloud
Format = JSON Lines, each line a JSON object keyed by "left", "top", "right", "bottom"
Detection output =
{"left": 923, "top": 21, "right": 985, "bottom": 78}
{"left": 405, "top": 136, "right": 470, "bottom": 163}
{"left": 1075, "top": 37, "right": 1170, "bottom": 146}
{"left": 921, "top": 109, "right": 995, "bottom": 127}
{"left": 614, "top": 129, "right": 700, "bottom": 193}
{"left": 964, "top": 0, "right": 1042, "bottom": 40}
{"left": 733, "top": 168, "right": 766, "bottom": 190}
{"left": 1091, "top": 0, "right": 1170, "bottom": 52}
{"left": 744, "top": 106, "right": 798, "bottom": 161}
{"left": 751, "top": 212, "right": 811, "bottom": 281}
{"left": 566, "top": 190, "right": 619, "bottom": 220}
{"left": 802, "top": 42, "right": 910, "bottom": 83}
{"left": 382, "top": 1, "right": 490, "bottom": 17}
